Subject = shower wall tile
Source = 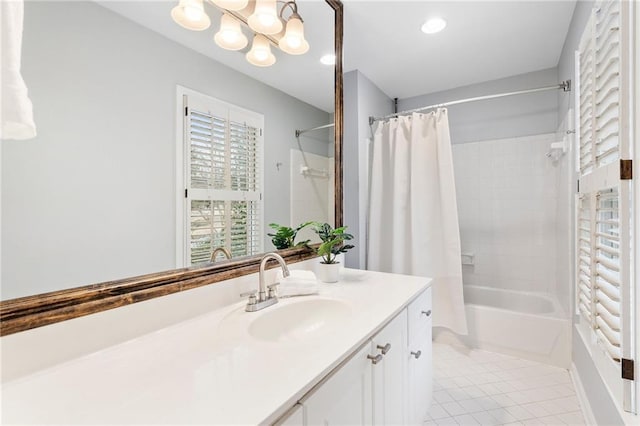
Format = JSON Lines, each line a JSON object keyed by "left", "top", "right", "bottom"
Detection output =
{"left": 289, "top": 149, "right": 333, "bottom": 244}
{"left": 452, "top": 134, "right": 559, "bottom": 295}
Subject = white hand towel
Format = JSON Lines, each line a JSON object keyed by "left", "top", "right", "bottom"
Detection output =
{"left": 1, "top": 0, "right": 37, "bottom": 140}
{"left": 275, "top": 270, "right": 319, "bottom": 298}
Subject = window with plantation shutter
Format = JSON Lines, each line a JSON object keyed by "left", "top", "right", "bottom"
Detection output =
{"left": 574, "top": 0, "right": 634, "bottom": 412}
{"left": 178, "top": 88, "right": 264, "bottom": 266}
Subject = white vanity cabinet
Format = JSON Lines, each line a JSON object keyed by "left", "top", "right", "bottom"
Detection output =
{"left": 300, "top": 288, "right": 432, "bottom": 426}
{"left": 303, "top": 344, "right": 373, "bottom": 425}
{"left": 372, "top": 310, "right": 407, "bottom": 425}
{"left": 406, "top": 288, "right": 433, "bottom": 425}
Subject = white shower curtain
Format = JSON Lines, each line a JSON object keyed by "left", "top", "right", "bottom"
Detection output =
{"left": 367, "top": 110, "right": 467, "bottom": 335}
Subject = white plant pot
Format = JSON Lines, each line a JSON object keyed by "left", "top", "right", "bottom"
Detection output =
{"left": 317, "top": 262, "right": 341, "bottom": 283}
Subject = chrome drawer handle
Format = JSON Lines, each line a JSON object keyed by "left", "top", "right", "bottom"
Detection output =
{"left": 421, "top": 310, "right": 431, "bottom": 317}
{"left": 377, "top": 343, "right": 391, "bottom": 355}
{"left": 411, "top": 350, "right": 422, "bottom": 359}
{"left": 367, "top": 354, "right": 383, "bottom": 365}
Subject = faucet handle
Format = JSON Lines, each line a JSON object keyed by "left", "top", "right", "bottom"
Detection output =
{"left": 267, "top": 283, "right": 279, "bottom": 298}
{"left": 240, "top": 290, "right": 257, "bottom": 305}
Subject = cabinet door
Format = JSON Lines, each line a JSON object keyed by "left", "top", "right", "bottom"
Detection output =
{"left": 372, "top": 310, "right": 407, "bottom": 425}
{"left": 407, "top": 322, "right": 432, "bottom": 425}
{"left": 303, "top": 344, "right": 373, "bottom": 425}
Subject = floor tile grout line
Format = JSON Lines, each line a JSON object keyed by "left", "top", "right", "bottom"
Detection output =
{"left": 427, "top": 343, "right": 587, "bottom": 426}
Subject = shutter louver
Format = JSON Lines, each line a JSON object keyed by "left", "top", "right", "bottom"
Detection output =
{"left": 578, "top": 16, "right": 595, "bottom": 176}
{"left": 230, "top": 121, "right": 260, "bottom": 192}
{"left": 189, "top": 110, "right": 226, "bottom": 190}
{"left": 577, "top": 195, "right": 592, "bottom": 321}
{"left": 594, "top": 188, "right": 621, "bottom": 362}
{"left": 594, "top": 0, "right": 620, "bottom": 167}
{"left": 229, "top": 200, "right": 261, "bottom": 257}
{"left": 190, "top": 200, "right": 226, "bottom": 265}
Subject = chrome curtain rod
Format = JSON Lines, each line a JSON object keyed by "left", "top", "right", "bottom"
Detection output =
{"left": 295, "top": 122, "right": 335, "bottom": 138}
{"left": 369, "top": 80, "right": 572, "bottom": 125}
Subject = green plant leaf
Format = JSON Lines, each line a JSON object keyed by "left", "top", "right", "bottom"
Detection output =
{"left": 312, "top": 223, "right": 355, "bottom": 262}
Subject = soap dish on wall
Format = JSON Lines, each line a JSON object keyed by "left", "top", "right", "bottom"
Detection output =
{"left": 461, "top": 253, "right": 475, "bottom": 266}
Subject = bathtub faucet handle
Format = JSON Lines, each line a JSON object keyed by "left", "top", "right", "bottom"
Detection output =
{"left": 421, "top": 310, "right": 432, "bottom": 317}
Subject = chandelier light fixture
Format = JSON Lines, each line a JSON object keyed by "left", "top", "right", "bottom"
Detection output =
{"left": 171, "top": 0, "right": 309, "bottom": 67}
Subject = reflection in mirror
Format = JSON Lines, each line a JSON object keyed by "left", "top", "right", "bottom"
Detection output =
{"left": 1, "top": 0, "right": 335, "bottom": 300}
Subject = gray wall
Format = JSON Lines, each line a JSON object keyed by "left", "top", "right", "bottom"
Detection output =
{"left": 1, "top": 1, "right": 330, "bottom": 299}
{"left": 558, "top": 0, "right": 595, "bottom": 125}
{"left": 398, "top": 68, "right": 560, "bottom": 144}
{"left": 343, "top": 70, "right": 393, "bottom": 269}
{"left": 557, "top": 1, "right": 624, "bottom": 424}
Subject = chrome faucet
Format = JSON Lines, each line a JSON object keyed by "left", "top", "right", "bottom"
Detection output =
{"left": 210, "top": 247, "right": 232, "bottom": 263}
{"left": 243, "top": 252, "right": 290, "bottom": 312}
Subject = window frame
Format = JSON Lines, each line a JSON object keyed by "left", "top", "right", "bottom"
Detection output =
{"left": 175, "top": 85, "right": 265, "bottom": 267}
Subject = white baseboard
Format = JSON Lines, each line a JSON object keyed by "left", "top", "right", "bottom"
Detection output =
{"left": 571, "top": 363, "right": 597, "bottom": 425}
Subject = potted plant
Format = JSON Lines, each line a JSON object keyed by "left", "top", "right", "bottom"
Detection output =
{"left": 312, "top": 222, "right": 354, "bottom": 283}
{"left": 267, "top": 221, "right": 313, "bottom": 249}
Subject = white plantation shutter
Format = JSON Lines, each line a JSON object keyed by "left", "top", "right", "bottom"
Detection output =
{"left": 190, "top": 200, "right": 226, "bottom": 264}
{"left": 578, "top": 14, "right": 595, "bottom": 176}
{"left": 577, "top": 194, "right": 592, "bottom": 321}
{"left": 594, "top": 188, "right": 621, "bottom": 361}
{"left": 181, "top": 90, "right": 264, "bottom": 265}
{"left": 593, "top": 0, "right": 621, "bottom": 168}
{"left": 575, "top": 0, "right": 634, "bottom": 412}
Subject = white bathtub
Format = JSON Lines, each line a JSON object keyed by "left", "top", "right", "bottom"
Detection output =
{"left": 434, "top": 285, "right": 571, "bottom": 367}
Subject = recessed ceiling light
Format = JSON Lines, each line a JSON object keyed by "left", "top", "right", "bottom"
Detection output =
{"left": 421, "top": 17, "right": 447, "bottom": 34}
{"left": 320, "top": 54, "right": 336, "bottom": 65}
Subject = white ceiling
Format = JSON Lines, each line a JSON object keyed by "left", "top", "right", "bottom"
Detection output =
{"left": 342, "top": 0, "right": 577, "bottom": 99}
{"left": 95, "top": 0, "right": 577, "bottom": 112}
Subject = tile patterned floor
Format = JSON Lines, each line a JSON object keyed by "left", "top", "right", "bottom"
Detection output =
{"left": 425, "top": 344, "right": 586, "bottom": 426}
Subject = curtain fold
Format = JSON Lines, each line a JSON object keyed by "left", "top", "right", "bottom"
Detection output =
{"left": 367, "top": 110, "right": 467, "bottom": 335}
{"left": 1, "top": 0, "right": 37, "bottom": 140}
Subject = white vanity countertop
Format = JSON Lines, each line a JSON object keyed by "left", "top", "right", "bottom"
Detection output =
{"left": 1, "top": 268, "right": 430, "bottom": 425}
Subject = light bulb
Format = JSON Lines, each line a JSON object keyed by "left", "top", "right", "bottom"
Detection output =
{"left": 421, "top": 17, "right": 447, "bottom": 34}
{"left": 259, "top": 14, "right": 276, "bottom": 27}
{"left": 279, "top": 15, "right": 309, "bottom": 55}
{"left": 214, "top": 13, "right": 248, "bottom": 50}
{"left": 248, "top": 0, "right": 283, "bottom": 35}
{"left": 254, "top": 50, "right": 269, "bottom": 61}
{"left": 320, "top": 54, "right": 335, "bottom": 65}
{"left": 288, "top": 38, "right": 301, "bottom": 48}
{"left": 222, "top": 31, "right": 238, "bottom": 43}
{"left": 171, "top": 0, "right": 211, "bottom": 31}
{"left": 210, "top": 0, "right": 249, "bottom": 11}
{"left": 184, "top": 5, "right": 203, "bottom": 21}
{"left": 246, "top": 34, "right": 276, "bottom": 67}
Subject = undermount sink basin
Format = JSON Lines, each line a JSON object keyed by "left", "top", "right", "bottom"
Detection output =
{"left": 248, "top": 298, "right": 352, "bottom": 342}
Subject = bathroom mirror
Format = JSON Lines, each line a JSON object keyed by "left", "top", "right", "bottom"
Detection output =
{"left": 0, "top": 0, "right": 343, "bottom": 334}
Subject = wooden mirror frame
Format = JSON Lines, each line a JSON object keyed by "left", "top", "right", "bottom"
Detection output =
{"left": 0, "top": 0, "right": 343, "bottom": 337}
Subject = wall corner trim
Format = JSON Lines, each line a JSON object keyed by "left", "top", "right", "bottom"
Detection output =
{"left": 570, "top": 362, "right": 598, "bottom": 426}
